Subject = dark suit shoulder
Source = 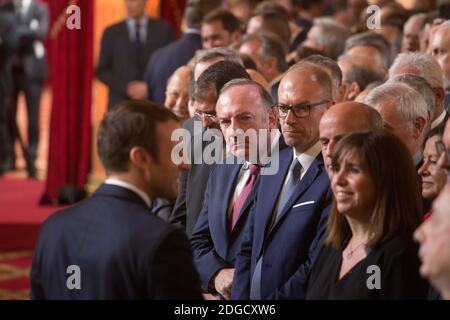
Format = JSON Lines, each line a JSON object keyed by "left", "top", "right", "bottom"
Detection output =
{"left": 147, "top": 17, "right": 172, "bottom": 32}
{"left": 102, "top": 20, "right": 127, "bottom": 35}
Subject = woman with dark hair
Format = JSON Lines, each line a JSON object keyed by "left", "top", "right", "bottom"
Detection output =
{"left": 305, "top": 130, "right": 429, "bottom": 299}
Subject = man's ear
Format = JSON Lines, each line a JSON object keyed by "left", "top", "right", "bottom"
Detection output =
{"left": 434, "top": 86, "right": 445, "bottom": 114}
{"left": 412, "top": 117, "right": 427, "bottom": 140}
{"left": 264, "top": 56, "right": 278, "bottom": 75}
{"left": 268, "top": 107, "right": 278, "bottom": 128}
{"left": 230, "top": 30, "right": 241, "bottom": 44}
{"left": 129, "top": 147, "right": 154, "bottom": 170}
{"left": 347, "top": 82, "right": 361, "bottom": 101}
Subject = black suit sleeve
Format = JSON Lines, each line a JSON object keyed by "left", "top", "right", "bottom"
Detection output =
{"left": 96, "top": 27, "right": 128, "bottom": 98}
{"left": 169, "top": 168, "right": 189, "bottom": 230}
{"left": 148, "top": 228, "right": 202, "bottom": 300}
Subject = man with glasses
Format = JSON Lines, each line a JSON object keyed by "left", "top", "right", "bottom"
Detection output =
{"left": 170, "top": 61, "right": 251, "bottom": 236}
{"left": 232, "top": 61, "right": 334, "bottom": 300}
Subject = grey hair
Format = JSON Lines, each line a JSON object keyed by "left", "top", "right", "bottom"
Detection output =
{"left": 219, "top": 78, "right": 273, "bottom": 109}
{"left": 312, "top": 17, "right": 350, "bottom": 60}
{"left": 193, "top": 47, "right": 243, "bottom": 72}
{"left": 388, "top": 74, "right": 435, "bottom": 119}
{"left": 345, "top": 31, "right": 392, "bottom": 69}
{"left": 365, "top": 83, "right": 429, "bottom": 125}
{"left": 389, "top": 52, "right": 444, "bottom": 88}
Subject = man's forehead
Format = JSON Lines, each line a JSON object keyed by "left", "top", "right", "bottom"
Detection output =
{"left": 218, "top": 85, "right": 260, "bottom": 110}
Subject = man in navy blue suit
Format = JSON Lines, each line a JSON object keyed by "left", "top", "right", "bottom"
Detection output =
{"left": 170, "top": 61, "right": 250, "bottom": 235}
{"left": 30, "top": 101, "right": 201, "bottom": 300}
{"left": 190, "top": 79, "right": 282, "bottom": 299}
{"left": 232, "top": 61, "right": 334, "bottom": 300}
{"left": 145, "top": 0, "right": 220, "bottom": 103}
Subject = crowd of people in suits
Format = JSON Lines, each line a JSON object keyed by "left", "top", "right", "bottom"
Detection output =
{"left": 29, "top": 0, "right": 450, "bottom": 300}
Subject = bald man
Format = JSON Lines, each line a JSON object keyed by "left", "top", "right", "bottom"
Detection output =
{"left": 319, "top": 101, "right": 383, "bottom": 176}
{"left": 164, "top": 66, "right": 191, "bottom": 121}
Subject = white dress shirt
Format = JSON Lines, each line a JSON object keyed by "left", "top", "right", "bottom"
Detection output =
{"left": 431, "top": 110, "right": 447, "bottom": 130}
{"left": 126, "top": 16, "right": 148, "bottom": 44}
{"left": 104, "top": 178, "right": 152, "bottom": 208}
{"left": 228, "top": 130, "right": 282, "bottom": 215}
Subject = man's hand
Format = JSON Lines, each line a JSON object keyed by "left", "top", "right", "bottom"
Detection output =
{"left": 213, "top": 268, "right": 235, "bottom": 300}
{"left": 127, "top": 81, "right": 148, "bottom": 100}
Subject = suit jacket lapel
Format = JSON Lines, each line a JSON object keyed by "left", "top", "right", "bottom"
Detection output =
{"left": 217, "top": 163, "right": 243, "bottom": 245}
{"left": 269, "top": 155, "right": 324, "bottom": 234}
{"left": 254, "top": 149, "right": 292, "bottom": 257}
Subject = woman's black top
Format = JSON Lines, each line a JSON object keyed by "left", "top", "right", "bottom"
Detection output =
{"left": 305, "top": 234, "right": 429, "bottom": 300}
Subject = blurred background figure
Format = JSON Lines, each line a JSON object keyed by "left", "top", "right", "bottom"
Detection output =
{"left": 389, "top": 52, "right": 448, "bottom": 131}
{"left": 226, "top": 0, "right": 262, "bottom": 28}
{"left": 164, "top": 65, "right": 191, "bottom": 121}
{"left": 201, "top": 9, "right": 241, "bottom": 49}
{"left": 302, "top": 17, "right": 349, "bottom": 60}
{"left": 415, "top": 183, "right": 450, "bottom": 300}
{"left": 0, "top": 0, "right": 18, "bottom": 176}
{"left": 429, "top": 21, "right": 450, "bottom": 112}
{"left": 236, "top": 33, "right": 288, "bottom": 102}
{"left": 401, "top": 13, "right": 427, "bottom": 53}
{"left": 4, "top": 0, "right": 48, "bottom": 178}
{"left": 146, "top": 0, "right": 220, "bottom": 103}
{"left": 96, "top": 0, "right": 173, "bottom": 109}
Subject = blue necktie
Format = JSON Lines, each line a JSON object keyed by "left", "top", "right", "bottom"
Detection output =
{"left": 250, "top": 158, "right": 302, "bottom": 300}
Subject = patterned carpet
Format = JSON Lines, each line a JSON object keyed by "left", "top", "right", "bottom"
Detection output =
{"left": 0, "top": 251, "right": 33, "bottom": 300}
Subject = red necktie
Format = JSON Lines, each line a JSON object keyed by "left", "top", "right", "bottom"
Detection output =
{"left": 230, "top": 164, "right": 260, "bottom": 232}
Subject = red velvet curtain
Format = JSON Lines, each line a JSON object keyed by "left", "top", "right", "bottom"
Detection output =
{"left": 160, "top": 0, "right": 186, "bottom": 37}
{"left": 40, "top": 0, "right": 93, "bottom": 204}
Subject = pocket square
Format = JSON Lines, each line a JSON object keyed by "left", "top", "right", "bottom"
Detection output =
{"left": 293, "top": 201, "right": 315, "bottom": 208}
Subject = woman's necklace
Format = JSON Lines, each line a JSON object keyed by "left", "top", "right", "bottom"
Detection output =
{"left": 345, "top": 240, "right": 366, "bottom": 260}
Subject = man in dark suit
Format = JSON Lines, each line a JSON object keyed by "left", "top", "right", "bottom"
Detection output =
{"left": 145, "top": 0, "right": 220, "bottom": 104}
{"left": 5, "top": 0, "right": 48, "bottom": 177}
{"left": 0, "top": 0, "right": 18, "bottom": 174}
{"left": 232, "top": 61, "right": 334, "bottom": 300}
{"left": 170, "top": 61, "right": 250, "bottom": 235}
{"left": 96, "top": 0, "right": 173, "bottom": 109}
{"left": 190, "top": 79, "right": 282, "bottom": 299}
{"left": 30, "top": 101, "right": 201, "bottom": 300}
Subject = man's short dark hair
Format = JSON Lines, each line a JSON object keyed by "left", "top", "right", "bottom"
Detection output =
{"left": 251, "top": 9, "right": 291, "bottom": 47}
{"left": 202, "top": 9, "right": 241, "bottom": 34}
{"left": 98, "top": 100, "right": 178, "bottom": 173}
{"left": 184, "top": 0, "right": 222, "bottom": 29}
{"left": 194, "top": 60, "right": 251, "bottom": 102}
{"left": 238, "top": 33, "right": 288, "bottom": 73}
{"left": 345, "top": 64, "right": 384, "bottom": 91}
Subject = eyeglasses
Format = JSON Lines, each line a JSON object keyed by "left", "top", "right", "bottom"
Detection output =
{"left": 274, "top": 100, "right": 330, "bottom": 118}
{"left": 194, "top": 110, "right": 218, "bottom": 122}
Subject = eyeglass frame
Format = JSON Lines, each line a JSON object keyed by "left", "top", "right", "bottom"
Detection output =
{"left": 194, "top": 110, "right": 218, "bottom": 122}
{"left": 273, "top": 100, "right": 331, "bottom": 118}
